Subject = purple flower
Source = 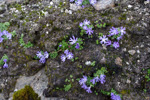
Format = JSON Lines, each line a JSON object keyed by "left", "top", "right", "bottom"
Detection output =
{"left": 111, "top": 93, "right": 121, "bottom": 100}
{"left": 44, "top": 51, "right": 49, "bottom": 58}
{"left": 59, "top": 45, "right": 62, "bottom": 47}
{"left": 86, "top": 86, "right": 92, "bottom": 93}
{"left": 119, "top": 27, "right": 126, "bottom": 35}
{"left": 69, "top": 36, "right": 78, "bottom": 45}
{"left": 0, "top": 31, "right": 3, "bottom": 37}
{"left": 83, "top": 25, "right": 88, "bottom": 30}
{"left": 61, "top": 54, "right": 66, "bottom": 62}
{"left": 75, "top": 43, "right": 80, "bottom": 49}
{"left": 39, "top": 56, "right": 46, "bottom": 64}
{"left": 99, "top": 35, "right": 108, "bottom": 44}
{"left": 75, "top": 0, "right": 83, "bottom": 6}
{"left": 6, "top": 33, "right": 12, "bottom": 39}
{"left": 0, "top": 37, "right": 4, "bottom": 43}
{"left": 66, "top": 52, "right": 74, "bottom": 59}
{"left": 94, "top": 76, "right": 100, "bottom": 82}
{"left": 108, "top": 27, "right": 119, "bottom": 37}
{"left": 83, "top": 19, "right": 90, "bottom": 25}
{"left": 89, "top": 0, "right": 97, "bottom": 5}
{"left": 36, "top": 51, "right": 43, "bottom": 58}
{"left": 79, "top": 22, "right": 83, "bottom": 27}
{"left": 81, "top": 83, "right": 88, "bottom": 90}
{"left": 70, "top": 0, "right": 74, "bottom": 2}
{"left": 106, "top": 40, "right": 111, "bottom": 46}
{"left": 117, "top": 36, "right": 122, "bottom": 41}
{"left": 2, "top": 30, "right": 8, "bottom": 36}
{"left": 113, "top": 42, "right": 119, "bottom": 49}
{"left": 86, "top": 27, "right": 94, "bottom": 35}
{"left": 3, "top": 59, "right": 7, "bottom": 62}
{"left": 79, "top": 75, "right": 87, "bottom": 85}
{"left": 90, "top": 78, "right": 96, "bottom": 84}
{"left": 3, "top": 63, "right": 8, "bottom": 68}
{"left": 3, "top": 59, "right": 8, "bottom": 68}
{"left": 82, "top": 5, "right": 85, "bottom": 8}
{"left": 64, "top": 49, "right": 69, "bottom": 55}
{"left": 99, "top": 74, "right": 106, "bottom": 84}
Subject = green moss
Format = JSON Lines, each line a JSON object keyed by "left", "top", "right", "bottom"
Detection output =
{"left": 121, "top": 89, "right": 130, "bottom": 95}
{"left": 118, "top": 13, "right": 127, "bottom": 20}
{"left": 13, "top": 85, "right": 41, "bottom": 100}
{"left": 58, "top": 2, "right": 63, "bottom": 7}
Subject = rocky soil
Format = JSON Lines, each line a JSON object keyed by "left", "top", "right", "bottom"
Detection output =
{"left": 0, "top": 0, "right": 150, "bottom": 100}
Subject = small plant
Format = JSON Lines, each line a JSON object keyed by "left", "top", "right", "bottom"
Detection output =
{"left": 98, "top": 27, "right": 126, "bottom": 49}
{"left": 95, "top": 19, "right": 106, "bottom": 28}
{"left": 79, "top": 19, "right": 94, "bottom": 37}
{"left": 36, "top": 51, "right": 49, "bottom": 63}
{"left": 64, "top": 75, "right": 74, "bottom": 92}
{"left": 70, "top": 0, "right": 97, "bottom": 6}
{"left": 0, "top": 54, "right": 9, "bottom": 68}
{"left": 101, "top": 88, "right": 122, "bottom": 100}
{"left": 49, "top": 50, "right": 58, "bottom": 59}
{"left": 145, "top": 69, "right": 150, "bottom": 82}
{"left": 19, "top": 34, "right": 33, "bottom": 48}
{"left": 78, "top": 67, "right": 108, "bottom": 93}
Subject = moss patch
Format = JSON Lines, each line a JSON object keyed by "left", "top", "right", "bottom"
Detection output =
{"left": 12, "top": 85, "right": 41, "bottom": 100}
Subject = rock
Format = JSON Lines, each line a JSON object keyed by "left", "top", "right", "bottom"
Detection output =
{"left": 70, "top": 3, "right": 82, "bottom": 11}
{"left": 5, "top": 0, "right": 21, "bottom": 4}
{"left": 128, "top": 50, "right": 136, "bottom": 55}
{"left": 100, "top": 57, "right": 106, "bottom": 63}
{"left": 0, "top": 93, "right": 5, "bottom": 100}
{"left": 26, "top": 60, "right": 43, "bottom": 75}
{"left": 115, "top": 57, "right": 122, "bottom": 66}
{"left": 85, "top": 61, "right": 92, "bottom": 66}
{"left": 147, "top": 48, "right": 150, "bottom": 53}
{"left": 44, "top": 40, "right": 57, "bottom": 52}
{"left": 9, "top": 69, "right": 49, "bottom": 100}
{"left": 93, "top": 0, "right": 115, "bottom": 11}
{"left": 128, "top": 5, "right": 133, "bottom": 8}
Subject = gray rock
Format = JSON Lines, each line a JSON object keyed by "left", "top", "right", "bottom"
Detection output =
{"left": 128, "top": 50, "right": 136, "bottom": 55}
{"left": 147, "top": 48, "right": 150, "bottom": 53}
{"left": 0, "top": 93, "right": 5, "bottom": 100}
{"left": 9, "top": 69, "right": 48, "bottom": 100}
{"left": 93, "top": 0, "right": 115, "bottom": 11}
{"left": 70, "top": 3, "right": 82, "bottom": 11}
{"left": 115, "top": 57, "right": 122, "bottom": 66}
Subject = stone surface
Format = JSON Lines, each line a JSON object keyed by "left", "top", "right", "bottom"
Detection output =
{"left": 70, "top": 3, "right": 82, "bottom": 11}
{"left": 115, "top": 57, "right": 122, "bottom": 66}
{"left": 93, "top": 0, "right": 115, "bottom": 10}
{"left": 9, "top": 69, "right": 49, "bottom": 100}
{"left": 128, "top": 50, "right": 136, "bottom": 55}
{"left": 0, "top": 94, "right": 5, "bottom": 100}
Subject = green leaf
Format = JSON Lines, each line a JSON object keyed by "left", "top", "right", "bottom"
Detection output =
{"left": 50, "top": 51, "right": 58, "bottom": 59}
{"left": 70, "top": 75, "right": 73, "bottom": 78}
{"left": 96, "top": 40, "right": 99, "bottom": 44}
{"left": 0, "top": 54, "right": 8, "bottom": 66}
{"left": 11, "top": 30, "right": 16, "bottom": 37}
{"left": 64, "top": 84, "right": 71, "bottom": 92}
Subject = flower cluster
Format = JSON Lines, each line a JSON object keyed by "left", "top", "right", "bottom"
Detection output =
{"left": 0, "top": 30, "right": 12, "bottom": 43}
{"left": 69, "top": 36, "right": 80, "bottom": 49}
{"left": 79, "top": 19, "right": 94, "bottom": 36}
{"left": 61, "top": 50, "right": 74, "bottom": 62}
{"left": 99, "top": 27, "right": 126, "bottom": 49}
{"left": 79, "top": 75, "right": 92, "bottom": 93}
{"left": 79, "top": 67, "right": 107, "bottom": 93}
{"left": 90, "top": 74, "right": 106, "bottom": 85}
{"left": 111, "top": 93, "right": 121, "bottom": 100}
{"left": 3, "top": 59, "right": 8, "bottom": 68}
{"left": 36, "top": 51, "right": 49, "bottom": 63}
{"left": 70, "top": 0, "right": 97, "bottom": 6}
